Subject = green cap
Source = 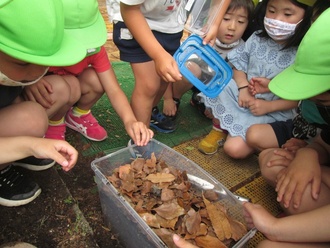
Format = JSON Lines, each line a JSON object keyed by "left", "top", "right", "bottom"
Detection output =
{"left": 269, "top": 8, "right": 330, "bottom": 100}
{"left": 0, "top": 0, "right": 86, "bottom": 66}
{"left": 62, "top": 0, "right": 107, "bottom": 50}
{"left": 297, "top": 0, "right": 316, "bottom": 6}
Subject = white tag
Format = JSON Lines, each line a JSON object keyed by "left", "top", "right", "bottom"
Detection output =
{"left": 120, "top": 28, "right": 133, "bottom": 40}
{"left": 185, "top": 0, "right": 195, "bottom": 11}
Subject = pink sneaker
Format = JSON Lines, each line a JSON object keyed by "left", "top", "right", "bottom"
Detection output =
{"left": 44, "top": 124, "right": 66, "bottom": 140}
{"left": 65, "top": 109, "right": 107, "bottom": 141}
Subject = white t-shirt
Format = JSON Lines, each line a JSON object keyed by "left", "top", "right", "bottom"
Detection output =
{"left": 107, "top": 0, "right": 186, "bottom": 34}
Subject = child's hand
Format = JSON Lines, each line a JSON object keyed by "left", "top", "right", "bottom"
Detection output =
{"left": 23, "top": 77, "right": 54, "bottom": 108}
{"left": 238, "top": 87, "right": 254, "bottom": 108}
{"left": 172, "top": 234, "right": 198, "bottom": 248}
{"left": 249, "top": 77, "right": 271, "bottom": 95}
{"left": 126, "top": 121, "right": 154, "bottom": 146}
{"left": 154, "top": 52, "right": 182, "bottom": 83}
{"left": 243, "top": 202, "right": 278, "bottom": 240}
{"left": 275, "top": 149, "right": 321, "bottom": 209}
{"left": 32, "top": 138, "right": 78, "bottom": 172}
{"left": 248, "top": 98, "right": 270, "bottom": 116}
{"left": 282, "top": 138, "right": 308, "bottom": 153}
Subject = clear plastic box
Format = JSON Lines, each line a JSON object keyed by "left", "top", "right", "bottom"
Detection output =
{"left": 184, "top": 0, "right": 226, "bottom": 36}
{"left": 91, "top": 139, "right": 256, "bottom": 248}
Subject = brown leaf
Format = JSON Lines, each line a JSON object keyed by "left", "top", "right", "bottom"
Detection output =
{"left": 156, "top": 214, "right": 177, "bottom": 229}
{"left": 228, "top": 217, "right": 247, "bottom": 241}
{"left": 203, "top": 189, "right": 219, "bottom": 202}
{"left": 203, "top": 196, "right": 231, "bottom": 241}
{"left": 145, "top": 173, "right": 176, "bottom": 183}
{"left": 153, "top": 201, "right": 185, "bottom": 220}
{"left": 118, "top": 164, "right": 131, "bottom": 179}
{"left": 161, "top": 188, "right": 175, "bottom": 202}
{"left": 195, "top": 234, "right": 227, "bottom": 248}
{"left": 185, "top": 209, "right": 201, "bottom": 235}
{"left": 139, "top": 213, "right": 160, "bottom": 228}
{"left": 131, "top": 158, "right": 145, "bottom": 172}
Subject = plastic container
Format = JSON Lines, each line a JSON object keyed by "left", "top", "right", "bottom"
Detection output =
{"left": 184, "top": 0, "right": 226, "bottom": 36}
{"left": 91, "top": 139, "right": 256, "bottom": 248}
{"left": 174, "top": 35, "right": 232, "bottom": 98}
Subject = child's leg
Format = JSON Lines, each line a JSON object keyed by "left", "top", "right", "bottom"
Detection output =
{"left": 44, "top": 74, "right": 81, "bottom": 140}
{"left": 223, "top": 135, "right": 255, "bottom": 159}
{"left": 246, "top": 123, "right": 279, "bottom": 152}
{"left": 0, "top": 101, "right": 48, "bottom": 139}
{"left": 65, "top": 68, "right": 107, "bottom": 141}
{"left": 130, "top": 61, "right": 160, "bottom": 125}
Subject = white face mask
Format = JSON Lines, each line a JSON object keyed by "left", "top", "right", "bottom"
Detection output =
{"left": 264, "top": 17, "right": 301, "bottom": 41}
{"left": 0, "top": 67, "right": 49, "bottom": 87}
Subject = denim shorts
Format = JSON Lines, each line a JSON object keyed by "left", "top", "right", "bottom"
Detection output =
{"left": 269, "top": 119, "right": 294, "bottom": 147}
{"left": 113, "top": 21, "right": 183, "bottom": 63}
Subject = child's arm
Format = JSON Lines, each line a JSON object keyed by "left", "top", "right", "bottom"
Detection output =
{"left": 243, "top": 202, "right": 330, "bottom": 243}
{"left": 0, "top": 137, "right": 78, "bottom": 171}
{"left": 249, "top": 99, "right": 298, "bottom": 116}
{"left": 202, "top": 0, "right": 231, "bottom": 46}
{"left": 97, "top": 68, "right": 154, "bottom": 146}
{"left": 120, "top": 3, "right": 182, "bottom": 83}
{"left": 233, "top": 69, "right": 255, "bottom": 108}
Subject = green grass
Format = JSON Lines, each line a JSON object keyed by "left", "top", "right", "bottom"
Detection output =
{"left": 67, "top": 61, "right": 212, "bottom": 157}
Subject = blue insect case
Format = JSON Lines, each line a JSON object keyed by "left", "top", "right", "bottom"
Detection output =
{"left": 174, "top": 35, "right": 232, "bottom": 98}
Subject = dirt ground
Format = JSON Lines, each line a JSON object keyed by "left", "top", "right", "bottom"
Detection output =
{"left": 0, "top": 128, "right": 125, "bottom": 247}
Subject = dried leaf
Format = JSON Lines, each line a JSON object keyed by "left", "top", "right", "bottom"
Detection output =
{"left": 161, "top": 188, "right": 175, "bottom": 202}
{"left": 140, "top": 213, "right": 160, "bottom": 228}
{"left": 118, "top": 164, "right": 131, "bottom": 179}
{"left": 153, "top": 201, "right": 185, "bottom": 220}
{"left": 145, "top": 173, "right": 176, "bottom": 183}
{"left": 185, "top": 209, "right": 201, "bottom": 235}
{"left": 156, "top": 214, "right": 178, "bottom": 229}
{"left": 195, "top": 234, "right": 227, "bottom": 248}
{"left": 203, "top": 196, "right": 231, "bottom": 241}
{"left": 228, "top": 217, "right": 247, "bottom": 241}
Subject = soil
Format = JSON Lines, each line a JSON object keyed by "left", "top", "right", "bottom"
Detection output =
{"left": 0, "top": 129, "right": 124, "bottom": 248}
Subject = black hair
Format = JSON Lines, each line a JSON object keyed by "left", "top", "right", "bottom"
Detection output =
{"left": 312, "top": 0, "right": 330, "bottom": 22}
{"left": 256, "top": 0, "right": 312, "bottom": 49}
{"left": 227, "top": 0, "right": 255, "bottom": 23}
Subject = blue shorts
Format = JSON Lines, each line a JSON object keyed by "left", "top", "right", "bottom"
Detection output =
{"left": 269, "top": 120, "right": 294, "bottom": 147}
{"left": 113, "top": 21, "right": 183, "bottom": 63}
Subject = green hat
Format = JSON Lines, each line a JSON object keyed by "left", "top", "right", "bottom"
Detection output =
{"left": 62, "top": 0, "right": 107, "bottom": 50}
{"left": 297, "top": 0, "right": 316, "bottom": 6}
{"left": 0, "top": 0, "right": 86, "bottom": 66}
{"left": 269, "top": 8, "right": 330, "bottom": 100}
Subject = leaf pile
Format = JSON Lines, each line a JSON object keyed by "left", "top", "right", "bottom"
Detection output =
{"left": 107, "top": 153, "right": 247, "bottom": 248}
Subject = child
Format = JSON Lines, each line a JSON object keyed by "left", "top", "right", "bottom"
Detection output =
{"left": 108, "top": 0, "right": 231, "bottom": 133}
{"left": 198, "top": 0, "right": 311, "bottom": 159}
{"left": 162, "top": 0, "right": 255, "bottom": 123}
{"left": 245, "top": 8, "right": 330, "bottom": 247}
{"left": 246, "top": 0, "right": 330, "bottom": 154}
{"left": 0, "top": 0, "right": 84, "bottom": 207}
{"left": 196, "top": 0, "right": 255, "bottom": 154}
{"left": 25, "top": 0, "right": 154, "bottom": 146}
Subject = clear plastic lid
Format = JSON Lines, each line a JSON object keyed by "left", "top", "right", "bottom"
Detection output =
{"left": 184, "top": 0, "right": 226, "bottom": 36}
